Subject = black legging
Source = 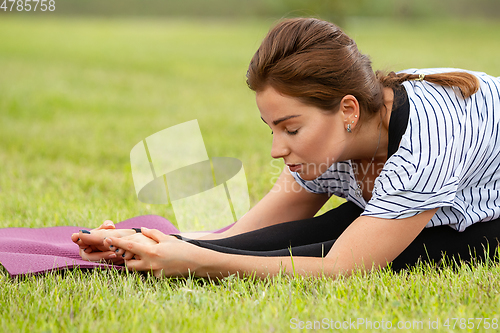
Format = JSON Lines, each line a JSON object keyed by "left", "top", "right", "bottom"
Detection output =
{"left": 184, "top": 201, "right": 500, "bottom": 271}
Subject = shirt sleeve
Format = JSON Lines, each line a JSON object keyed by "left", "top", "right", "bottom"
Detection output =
{"left": 362, "top": 75, "right": 492, "bottom": 221}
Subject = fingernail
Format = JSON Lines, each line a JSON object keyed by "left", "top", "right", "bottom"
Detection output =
{"left": 115, "top": 249, "right": 119, "bottom": 253}
{"left": 77, "top": 238, "right": 81, "bottom": 242}
{"left": 109, "top": 245, "right": 114, "bottom": 249}
{"left": 80, "top": 230, "right": 91, "bottom": 234}
{"left": 141, "top": 227, "right": 149, "bottom": 231}
{"left": 122, "top": 254, "right": 125, "bottom": 258}
{"left": 109, "top": 253, "right": 116, "bottom": 258}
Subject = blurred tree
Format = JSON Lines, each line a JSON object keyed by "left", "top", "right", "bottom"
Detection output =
{"left": 277, "top": 0, "right": 365, "bottom": 27}
{"left": 1, "top": 0, "right": 497, "bottom": 20}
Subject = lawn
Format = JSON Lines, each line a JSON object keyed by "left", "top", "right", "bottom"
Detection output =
{"left": 1, "top": 16, "right": 500, "bottom": 332}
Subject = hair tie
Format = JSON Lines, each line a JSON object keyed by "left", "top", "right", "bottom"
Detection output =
{"left": 415, "top": 73, "right": 425, "bottom": 81}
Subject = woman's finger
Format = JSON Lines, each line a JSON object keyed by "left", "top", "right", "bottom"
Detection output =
{"left": 77, "top": 230, "right": 105, "bottom": 247}
{"left": 121, "top": 250, "right": 135, "bottom": 260}
{"left": 77, "top": 229, "right": 136, "bottom": 252}
{"left": 124, "top": 258, "right": 152, "bottom": 271}
{"left": 113, "top": 247, "right": 125, "bottom": 256}
{"left": 72, "top": 233, "right": 90, "bottom": 250}
{"left": 96, "top": 220, "right": 115, "bottom": 230}
{"left": 141, "top": 227, "right": 169, "bottom": 243}
{"left": 80, "top": 249, "right": 117, "bottom": 262}
{"left": 71, "top": 232, "right": 80, "bottom": 243}
{"left": 105, "top": 237, "right": 149, "bottom": 257}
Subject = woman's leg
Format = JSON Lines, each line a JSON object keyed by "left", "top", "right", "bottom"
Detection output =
{"left": 188, "top": 202, "right": 500, "bottom": 269}
{"left": 186, "top": 239, "right": 336, "bottom": 257}
{"left": 391, "top": 219, "right": 500, "bottom": 270}
{"left": 185, "top": 201, "right": 363, "bottom": 256}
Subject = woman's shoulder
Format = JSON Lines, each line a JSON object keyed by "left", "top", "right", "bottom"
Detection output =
{"left": 387, "top": 67, "right": 500, "bottom": 178}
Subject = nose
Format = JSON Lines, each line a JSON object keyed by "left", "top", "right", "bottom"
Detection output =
{"left": 270, "top": 134, "right": 290, "bottom": 159}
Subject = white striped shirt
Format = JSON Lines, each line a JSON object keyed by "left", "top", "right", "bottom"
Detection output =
{"left": 292, "top": 68, "right": 500, "bottom": 231}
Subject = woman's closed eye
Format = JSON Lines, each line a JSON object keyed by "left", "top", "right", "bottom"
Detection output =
{"left": 269, "top": 128, "right": 299, "bottom": 135}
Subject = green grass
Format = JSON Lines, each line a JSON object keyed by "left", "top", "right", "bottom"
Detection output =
{"left": 2, "top": 263, "right": 500, "bottom": 332}
{"left": 1, "top": 16, "right": 500, "bottom": 332}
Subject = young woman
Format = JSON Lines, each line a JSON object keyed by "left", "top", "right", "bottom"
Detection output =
{"left": 72, "top": 17, "right": 500, "bottom": 278}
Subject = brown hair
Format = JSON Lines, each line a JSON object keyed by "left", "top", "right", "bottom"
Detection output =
{"left": 376, "top": 71, "right": 479, "bottom": 99}
{"left": 247, "top": 18, "right": 479, "bottom": 118}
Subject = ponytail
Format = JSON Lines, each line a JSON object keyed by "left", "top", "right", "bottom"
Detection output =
{"left": 376, "top": 71, "right": 480, "bottom": 98}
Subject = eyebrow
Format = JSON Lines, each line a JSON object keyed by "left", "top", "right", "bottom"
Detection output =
{"left": 261, "top": 115, "right": 301, "bottom": 126}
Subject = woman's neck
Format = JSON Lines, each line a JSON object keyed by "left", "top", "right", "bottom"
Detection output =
{"left": 350, "top": 87, "right": 394, "bottom": 164}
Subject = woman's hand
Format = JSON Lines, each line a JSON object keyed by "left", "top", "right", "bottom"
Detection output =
{"left": 72, "top": 220, "right": 159, "bottom": 264}
{"left": 77, "top": 232, "right": 159, "bottom": 264}
{"left": 105, "top": 227, "right": 193, "bottom": 278}
{"left": 71, "top": 220, "right": 136, "bottom": 253}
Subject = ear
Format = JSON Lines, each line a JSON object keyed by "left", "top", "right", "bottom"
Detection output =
{"left": 339, "top": 95, "right": 360, "bottom": 131}
{"left": 339, "top": 95, "right": 360, "bottom": 119}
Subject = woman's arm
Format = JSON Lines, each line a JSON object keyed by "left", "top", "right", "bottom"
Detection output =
{"left": 107, "top": 208, "right": 438, "bottom": 278}
{"left": 74, "top": 167, "right": 328, "bottom": 260}
{"left": 191, "top": 167, "right": 330, "bottom": 240}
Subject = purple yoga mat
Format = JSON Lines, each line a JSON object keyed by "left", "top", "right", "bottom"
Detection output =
{"left": 0, "top": 215, "right": 231, "bottom": 277}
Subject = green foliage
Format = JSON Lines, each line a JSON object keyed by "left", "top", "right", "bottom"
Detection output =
{"left": 1, "top": 17, "right": 500, "bottom": 332}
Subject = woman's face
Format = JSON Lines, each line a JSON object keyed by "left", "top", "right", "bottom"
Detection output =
{"left": 256, "top": 86, "right": 351, "bottom": 180}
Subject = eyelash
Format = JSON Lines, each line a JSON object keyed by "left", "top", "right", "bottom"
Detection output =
{"left": 270, "top": 129, "right": 299, "bottom": 135}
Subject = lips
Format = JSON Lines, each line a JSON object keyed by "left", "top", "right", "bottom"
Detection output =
{"left": 287, "top": 164, "right": 302, "bottom": 172}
